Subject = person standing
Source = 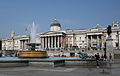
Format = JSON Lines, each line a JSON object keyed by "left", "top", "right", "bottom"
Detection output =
{"left": 96, "top": 53, "right": 100, "bottom": 68}
{"left": 109, "top": 53, "right": 112, "bottom": 63}
{"left": 101, "top": 54, "right": 104, "bottom": 58}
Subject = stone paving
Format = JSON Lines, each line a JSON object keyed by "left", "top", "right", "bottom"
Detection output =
{"left": 0, "top": 59, "right": 120, "bottom": 76}
{"left": 0, "top": 64, "right": 120, "bottom": 76}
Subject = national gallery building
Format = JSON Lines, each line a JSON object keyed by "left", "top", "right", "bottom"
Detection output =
{"left": 2, "top": 18, "right": 120, "bottom": 52}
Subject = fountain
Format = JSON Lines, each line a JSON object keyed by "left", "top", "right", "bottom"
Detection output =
{"left": 19, "top": 22, "right": 48, "bottom": 58}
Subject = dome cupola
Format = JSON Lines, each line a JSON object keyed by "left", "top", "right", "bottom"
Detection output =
{"left": 50, "top": 18, "right": 61, "bottom": 31}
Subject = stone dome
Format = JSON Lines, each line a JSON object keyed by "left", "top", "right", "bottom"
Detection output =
{"left": 50, "top": 18, "right": 61, "bottom": 31}
{"left": 50, "top": 18, "right": 61, "bottom": 27}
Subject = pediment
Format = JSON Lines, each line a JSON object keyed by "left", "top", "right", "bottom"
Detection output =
{"left": 90, "top": 24, "right": 103, "bottom": 32}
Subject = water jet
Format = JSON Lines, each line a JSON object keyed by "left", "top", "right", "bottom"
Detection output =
{"left": 19, "top": 22, "right": 48, "bottom": 58}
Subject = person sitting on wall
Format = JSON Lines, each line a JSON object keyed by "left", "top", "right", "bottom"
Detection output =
{"left": 92, "top": 53, "right": 94, "bottom": 58}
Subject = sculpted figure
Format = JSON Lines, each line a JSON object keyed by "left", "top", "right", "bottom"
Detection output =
{"left": 107, "top": 25, "right": 112, "bottom": 36}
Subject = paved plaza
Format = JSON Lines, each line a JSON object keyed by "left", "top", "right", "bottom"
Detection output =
{"left": 0, "top": 63, "right": 120, "bottom": 76}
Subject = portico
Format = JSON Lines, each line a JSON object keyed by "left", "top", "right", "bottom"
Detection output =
{"left": 40, "top": 32, "right": 65, "bottom": 50}
{"left": 87, "top": 32, "right": 103, "bottom": 50}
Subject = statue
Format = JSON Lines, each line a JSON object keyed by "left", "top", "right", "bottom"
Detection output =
{"left": 107, "top": 25, "right": 112, "bottom": 37}
{"left": 106, "top": 25, "right": 114, "bottom": 60}
{"left": 78, "top": 51, "right": 88, "bottom": 59}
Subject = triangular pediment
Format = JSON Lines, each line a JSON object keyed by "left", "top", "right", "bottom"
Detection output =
{"left": 90, "top": 24, "right": 103, "bottom": 32}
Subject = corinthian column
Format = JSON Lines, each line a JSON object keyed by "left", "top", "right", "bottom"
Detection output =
{"left": 54, "top": 36, "right": 56, "bottom": 49}
{"left": 45, "top": 37, "right": 47, "bottom": 49}
{"left": 51, "top": 36, "right": 53, "bottom": 48}
{"left": 48, "top": 37, "right": 50, "bottom": 49}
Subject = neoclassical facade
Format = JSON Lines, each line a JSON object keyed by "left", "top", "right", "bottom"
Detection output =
{"left": 40, "top": 19, "right": 120, "bottom": 51}
{"left": 2, "top": 19, "right": 120, "bottom": 52}
{"left": 2, "top": 32, "right": 30, "bottom": 51}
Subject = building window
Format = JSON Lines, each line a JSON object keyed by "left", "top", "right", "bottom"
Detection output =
{"left": 74, "top": 37, "right": 76, "bottom": 40}
{"left": 16, "top": 41, "right": 17, "bottom": 44}
{"left": 114, "top": 25, "right": 117, "bottom": 27}
{"left": 116, "top": 35, "right": 118, "bottom": 38}
{"left": 116, "top": 43, "right": 118, "bottom": 47}
{"left": 70, "top": 44, "right": 72, "bottom": 48}
{"left": 79, "top": 37, "right": 81, "bottom": 40}
{"left": 84, "top": 43, "right": 87, "bottom": 45}
{"left": 79, "top": 43, "right": 82, "bottom": 45}
{"left": 93, "top": 35, "right": 97, "bottom": 39}
{"left": 80, "top": 46, "right": 82, "bottom": 48}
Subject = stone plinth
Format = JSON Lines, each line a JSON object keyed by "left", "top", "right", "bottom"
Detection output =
{"left": 106, "top": 36, "right": 114, "bottom": 59}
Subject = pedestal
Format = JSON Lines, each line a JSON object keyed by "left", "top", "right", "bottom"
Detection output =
{"left": 106, "top": 36, "right": 114, "bottom": 59}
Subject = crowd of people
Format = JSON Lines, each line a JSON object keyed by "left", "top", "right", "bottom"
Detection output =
{"left": 88, "top": 53, "right": 112, "bottom": 60}
{"left": 88, "top": 53, "right": 113, "bottom": 67}
{"left": 88, "top": 53, "right": 103, "bottom": 59}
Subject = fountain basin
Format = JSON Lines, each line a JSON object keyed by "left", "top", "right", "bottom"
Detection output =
{"left": 0, "top": 57, "right": 104, "bottom": 67}
{"left": 19, "top": 51, "right": 48, "bottom": 58}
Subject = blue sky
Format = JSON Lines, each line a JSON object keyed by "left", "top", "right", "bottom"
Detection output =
{"left": 0, "top": 0, "right": 120, "bottom": 39}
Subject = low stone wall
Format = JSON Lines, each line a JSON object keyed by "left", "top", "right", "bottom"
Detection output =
{"left": 54, "top": 60, "right": 65, "bottom": 67}
{"left": 0, "top": 60, "right": 65, "bottom": 68}
{"left": 0, "top": 62, "right": 29, "bottom": 67}
{"left": 65, "top": 61, "right": 97, "bottom": 66}
{"left": 0, "top": 57, "right": 104, "bottom": 67}
{"left": 29, "top": 60, "right": 65, "bottom": 67}
{"left": 29, "top": 62, "right": 54, "bottom": 67}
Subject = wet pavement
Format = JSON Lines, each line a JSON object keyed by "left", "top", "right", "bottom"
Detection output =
{"left": 0, "top": 63, "right": 120, "bottom": 76}
{"left": 0, "top": 59, "right": 120, "bottom": 76}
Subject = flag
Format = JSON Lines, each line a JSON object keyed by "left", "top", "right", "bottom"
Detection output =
{"left": 25, "top": 26, "right": 27, "bottom": 32}
{"left": 41, "top": 38, "right": 42, "bottom": 43}
{"left": 25, "top": 24, "right": 31, "bottom": 32}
